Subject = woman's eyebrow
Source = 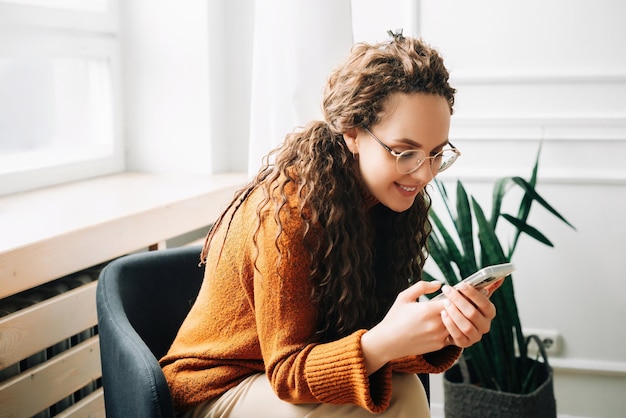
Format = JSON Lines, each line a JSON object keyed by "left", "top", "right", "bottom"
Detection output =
{"left": 389, "top": 137, "right": 450, "bottom": 149}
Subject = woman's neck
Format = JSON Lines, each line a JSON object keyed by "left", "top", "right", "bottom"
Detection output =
{"left": 353, "top": 166, "right": 378, "bottom": 208}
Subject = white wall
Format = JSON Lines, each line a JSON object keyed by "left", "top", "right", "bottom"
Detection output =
{"left": 206, "top": 0, "right": 255, "bottom": 173}
{"left": 121, "top": 1, "right": 626, "bottom": 416}
{"left": 353, "top": 1, "right": 625, "bottom": 417}
{"left": 121, "top": 0, "right": 254, "bottom": 175}
{"left": 121, "top": 1, "right": 212, "bottom": 174}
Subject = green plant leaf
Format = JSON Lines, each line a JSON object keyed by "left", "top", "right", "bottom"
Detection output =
{"left": 435, "top": 177, "right": 450, "bottom": 200}
{"left": 424, "top": 145, "right": 575, "bottom": 394}
{"left": 421, "top": 270, "right": 440, "bottom": 283}
{"left": 455, "top": 181, "right": 477, "bottom": 275}
{"left": 434, "top": 179, "right": 456, "bottom": 223}
{"left": 430, "top": 210, "right": 465, "bottom": 267}
{"left": 529, "top": 144, "right": 541, "bottom": 187}
{"left": 472, "top": 197, "right": 507, "bottom": 265}
{"left": 509, "top": 147, "right": 542, "bottom": 255}
{"left": 510, "top": 177, "right": 576, "bottom": 230}
{"left": 501, "top": 214, "right": 554, "bottom": 247}
{"left": 491, "top": 177, "right": 511, "bottom": 229}
{"left": 427, "top": 233, "right": 461, "bottom": 286}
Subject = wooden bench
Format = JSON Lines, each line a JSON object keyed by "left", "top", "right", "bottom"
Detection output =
{"left": 0, "top": 172, "right": 247, "bottom": 417}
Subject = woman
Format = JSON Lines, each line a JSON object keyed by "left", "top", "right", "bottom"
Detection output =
{"left": 160, "top": 31, "right": 496, "bottom": 417}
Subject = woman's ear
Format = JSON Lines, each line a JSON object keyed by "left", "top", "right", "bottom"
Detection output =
{"left": 343, "top": 128, "right": 359, "bottom": 155}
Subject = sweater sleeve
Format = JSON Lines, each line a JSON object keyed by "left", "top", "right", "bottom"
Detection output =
{"left": 250, "top": 198, "right": 397, "bottom": 413}
{"left": 388, "top": 345, "right": 462, "bottom": 374}
{"left": 305, "top": 330, "right": 394, "bottom": 413}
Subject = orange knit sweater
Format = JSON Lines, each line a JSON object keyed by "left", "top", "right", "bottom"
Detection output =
{"left": 160, "top": 182, "right": 461, "bottom": 414}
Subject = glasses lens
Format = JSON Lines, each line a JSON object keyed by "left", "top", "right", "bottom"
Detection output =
{"left": 396, "top": 150, "right": 425, "bottom": 174}
{"left": 436, "top": 149, "right": 458, "bottom": 173}
{"left": 395, "top": 149, "right": 459, "bottom": 174}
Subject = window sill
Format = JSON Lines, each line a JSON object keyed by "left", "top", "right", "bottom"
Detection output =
{"left": 0, "top": 171, "right": 248, "bottom": 299}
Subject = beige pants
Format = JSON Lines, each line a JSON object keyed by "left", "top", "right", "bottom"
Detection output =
{"left": 180, "top": 373, "right": 430, "bottom": 418}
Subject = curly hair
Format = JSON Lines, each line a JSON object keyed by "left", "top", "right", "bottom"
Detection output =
{"left": 202, "top": 35, "right": 456, "bottom": 343}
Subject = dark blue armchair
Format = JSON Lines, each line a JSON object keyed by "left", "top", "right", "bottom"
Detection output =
{"left": 96, "top": 246, "right": 205, "bottom": 418}
{"left": 96, "top": 245, "right": 429, "bottom": 417}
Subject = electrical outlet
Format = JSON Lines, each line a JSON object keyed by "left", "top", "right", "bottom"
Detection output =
{"left": 523, "top": 328, "right": 561, "bottom": 356}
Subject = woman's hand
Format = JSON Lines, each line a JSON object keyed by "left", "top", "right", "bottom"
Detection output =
{"left": 360, "top": 280, "right": 496, "bottom": 375}
{"left": 439, "top": 282, "right": 496, "bottom": 348}
{"left": 361, "top": 280, "right": 450, "bottom": 374}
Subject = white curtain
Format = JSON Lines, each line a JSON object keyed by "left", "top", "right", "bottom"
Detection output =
{"left": 247, "top": 0, "right": 354, "bottom": 175}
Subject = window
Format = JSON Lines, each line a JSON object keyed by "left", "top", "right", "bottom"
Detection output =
{"left": 0, "top": 0, "right": 121, "bottom": 195}
{"left": 2, "top": 0, "right": 108, "bottom": 12}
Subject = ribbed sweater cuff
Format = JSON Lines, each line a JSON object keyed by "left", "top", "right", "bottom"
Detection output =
{"left": 305, "top": 330, "right": 392, "bottom": 414}
{"left": 390, "top": 345, "right": 462, "bottom": 374}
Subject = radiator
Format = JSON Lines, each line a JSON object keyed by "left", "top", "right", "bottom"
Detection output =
{"left": 0, "top": 266, "right": 103, "bottom": 417}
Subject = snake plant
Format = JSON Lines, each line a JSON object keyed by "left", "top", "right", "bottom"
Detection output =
{"left": 423, "top": 146, "right": 575, "bottom": 393}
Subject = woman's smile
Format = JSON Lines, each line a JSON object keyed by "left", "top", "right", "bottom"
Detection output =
{"left": 396, "top": 182, "right": 419, "bottom": 196}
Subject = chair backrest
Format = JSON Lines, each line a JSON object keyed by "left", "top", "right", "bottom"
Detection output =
{"left": 96, "top": 246, "right": 204, "bottom": 418}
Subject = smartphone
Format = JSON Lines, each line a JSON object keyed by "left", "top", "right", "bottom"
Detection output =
{"left": 432, "top": 263, "right": 515, "bottom": 300}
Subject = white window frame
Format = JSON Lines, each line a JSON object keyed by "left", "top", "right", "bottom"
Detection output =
{"left": 0, "top": 0, "right": 122, "bottom": 196}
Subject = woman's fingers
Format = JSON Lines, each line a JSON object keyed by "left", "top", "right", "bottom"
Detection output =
{"left": 441, "top": 300, "right": 478, "bottom": 346}
{"left": 440, "top": 283, "right": 496, "bottom": 346}
{"left": 398, "top": 280, "right": 442, "bottom": 302}
{"left": 446, "top": 283, "right": 496, "bottom": 320}
{"left": 483, "top": 279, "right": 504, "bottom": 296}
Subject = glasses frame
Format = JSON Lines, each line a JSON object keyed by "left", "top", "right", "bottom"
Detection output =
{"left": 363, "top": 128, "right": 461, "bottom": 174}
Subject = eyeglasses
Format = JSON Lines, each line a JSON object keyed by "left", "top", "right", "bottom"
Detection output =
{"left": 364, "top": 128, "right": 461, "bottom": 175}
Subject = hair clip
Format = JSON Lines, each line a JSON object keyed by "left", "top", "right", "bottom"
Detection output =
{"left": 387, "top": 28, "right": 404, "bottom": 42}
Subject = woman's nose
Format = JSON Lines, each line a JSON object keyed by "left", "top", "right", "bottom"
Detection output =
{"left": 408, "top": 161, "right": 435, "bottom": 185}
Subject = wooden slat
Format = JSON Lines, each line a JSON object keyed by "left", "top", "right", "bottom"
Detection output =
{"left": 55, "top": 388, "right": 105, "bottom": 418}
{"left": 0, "top": 281, "right": 97, "bottom": 369}
{"left": 0, "top": 337, "right": 101, "bottom": 418}
{"left": 0, "top": 172, "right": 247, "bottom": 298}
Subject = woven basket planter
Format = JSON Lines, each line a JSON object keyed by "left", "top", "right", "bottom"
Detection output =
{"left": 443, "top": 337, "right": 556, "bottom": 418}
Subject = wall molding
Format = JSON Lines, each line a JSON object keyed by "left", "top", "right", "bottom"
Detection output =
{"left": 452, "top": 116, "right": 626, "bottom": 141}
{"left": 550, "top": 357, "right": 626, "bottom": 377}
{"left": 440, "top": 115, "right": 626, "bottom": 185}
{"left": 439, "top": 170, "right": 626, "bottom": 186}
{"left": 451, "top": 72, "right": 626, "bottom": 85}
